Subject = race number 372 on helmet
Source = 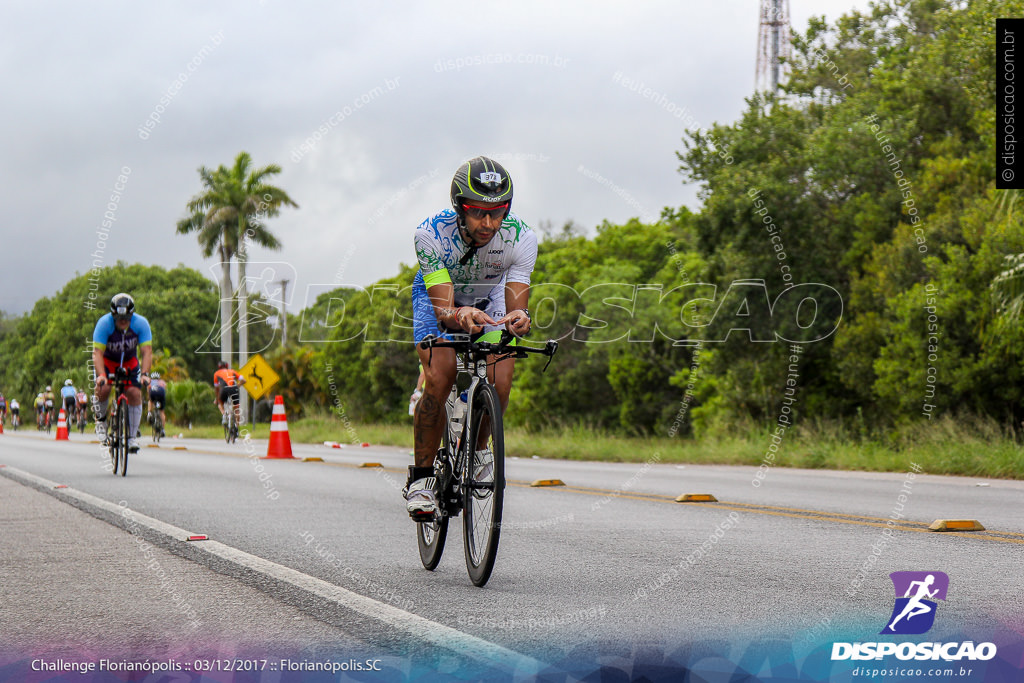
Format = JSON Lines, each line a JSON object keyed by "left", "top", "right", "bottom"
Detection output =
{"left": 450, "top": 156, "right": 513, "bottom": 224}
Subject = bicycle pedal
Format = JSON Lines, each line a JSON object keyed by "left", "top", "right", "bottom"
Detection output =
{"left": 409, "top": 509, "right": 437, "bottom": 522}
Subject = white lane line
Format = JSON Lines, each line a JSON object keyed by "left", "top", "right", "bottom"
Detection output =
{"left": 0, "top": 465, "right": 545, "bottom": 675}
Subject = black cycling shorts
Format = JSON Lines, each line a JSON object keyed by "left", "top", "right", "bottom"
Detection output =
{"left": 218, "top": 385, "right": 240, "bottom": 405}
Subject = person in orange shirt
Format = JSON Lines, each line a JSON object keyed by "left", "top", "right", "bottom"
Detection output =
{"left": 213, "top": 361, "right": 246, "bottom": 426}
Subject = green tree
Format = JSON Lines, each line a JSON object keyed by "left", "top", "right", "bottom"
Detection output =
{"left": 0, "top": 264, "right": 218, "bottom": 405}
{"left": 674, "top": 0, "right": 1024, "bottom": 431}
{"left": 176, "top": 151, "right": 297, "bottom": 367}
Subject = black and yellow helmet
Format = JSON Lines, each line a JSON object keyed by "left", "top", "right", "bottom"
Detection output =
{"left": 450, "top": 156, "right": 513, "bottom": 222}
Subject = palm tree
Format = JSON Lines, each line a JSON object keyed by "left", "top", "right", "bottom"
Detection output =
{"left": 177, "top": 152, "right": 298, "bottom": 368}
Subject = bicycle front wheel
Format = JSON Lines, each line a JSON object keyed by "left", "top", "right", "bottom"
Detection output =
{"left": 108, "top": 410, "right": 119, "bottom": 475}
{"left": 462, "top": 384, "right": 505, "bottom": 587}
{"left": 118, "top": 403, "right": 129, "bottom": 476}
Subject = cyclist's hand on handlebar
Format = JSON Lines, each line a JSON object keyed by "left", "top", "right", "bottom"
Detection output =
{"left": 498, "top": 309, "right": 531, "bottom": 337}
{"left": 96, "top": 375, "right": 108, "bottom": 387}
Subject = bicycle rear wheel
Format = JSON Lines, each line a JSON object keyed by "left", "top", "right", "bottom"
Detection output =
{"left": 118, "top": 402, "right": 129, "bottom": 476}
{"left": 462, "top": 384, "right": 505, "bottom": 587}
{"left": 417, "top": 515, "right": 450, "bottom": 570}
{"left": 417, "top": 418, "right": 456, "bottom": 570}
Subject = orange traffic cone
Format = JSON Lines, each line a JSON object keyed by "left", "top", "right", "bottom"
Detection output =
{"left": 265, "top": 395, "right": 294, "bottom": 459}
{"left": 55, "top": 409, "right": 69, "bottom": 441}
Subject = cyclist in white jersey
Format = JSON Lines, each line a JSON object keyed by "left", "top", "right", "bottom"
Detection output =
{"left": 405, "top": 156, "right": 536, "bottom": 518}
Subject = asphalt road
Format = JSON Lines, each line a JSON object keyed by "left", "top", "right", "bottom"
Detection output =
{"left": 2, "top": 429, "right": 1022, "bottom": 680}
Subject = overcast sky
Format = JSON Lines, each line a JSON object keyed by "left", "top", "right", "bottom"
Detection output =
{"left": 0, "top": 0, "right": 872, "bottom": 317}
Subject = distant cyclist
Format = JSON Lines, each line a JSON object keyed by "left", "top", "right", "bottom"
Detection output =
{"left": 42, "top": 386, "right": 56, "bottom": 425}
{"left": 405, "top": 156, "right": 535, "bottom": 518}
{"left": 76, "top": 388, "right": 88, "bottom": 424}
{"left": 213, "top": 361, "right": 246, "bottom": 426}
{"left": 60, "top": 380, "right": 77, "bottom": 420}
{"left": 9, "top": 398, "right": 19, "bottom": 428}
{"left": 147, "top": 372, "right": 167, "bottom": 437}
{"left": 34, "top": 392, "right": 45, "bottom": 429}
{"left": 0, "top": 391, "right": 6, "bottom": 424}
{"left": 93, "top": 293, "right": 153, "bottom": 453}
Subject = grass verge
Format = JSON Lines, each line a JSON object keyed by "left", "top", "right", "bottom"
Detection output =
{"left": 171, "top": 414, "right": 1024, "bottom": 480}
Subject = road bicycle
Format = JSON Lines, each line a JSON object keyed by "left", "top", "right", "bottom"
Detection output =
{"left": 106, "top": 368, "right": 131, "bottom": 477}
{"left": 416, "top": 331, "right": 557, "bottom": 587}
{"left": 77, "top": 405, "right": 87, "bottom": 434}
{"left": 151, "top": 407, "right": 164, "bottom": 444}
{"left": 149, "top": 390, "right": 165, "bottom": 444}
{"left": 224, "top": 394, "right": 239, "bottom": 444}
{"left": 11, "top": 411, "right": 19, "bottom": 431}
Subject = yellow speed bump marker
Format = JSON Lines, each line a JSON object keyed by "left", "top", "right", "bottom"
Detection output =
{"left": 530, "top": 479, "right": 565, "bottom": 487}
{"left": 146, "top": 444, "right": 160, "bottom": 448}
{"left": 360, "top": 462, "right": 383, "bottom": 468}
{"left": 173, "top": 446, "right": 187, "bottom": 450}
{"left": 928, "top": 519, "right": 985, "bottom": 532}
{"left": 303, "top": 457, "right": 324, "bottom": 462}
{"left": 675, "top": 493, "right": 718, "bottom": 503}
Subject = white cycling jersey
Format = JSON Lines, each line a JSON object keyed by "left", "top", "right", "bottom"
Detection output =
{"left": 414, "top": 209, "right": 537, "bottom": 306}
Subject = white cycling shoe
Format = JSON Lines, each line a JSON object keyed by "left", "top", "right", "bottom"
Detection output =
{"left": 405, "top": 477, "right": 438, "bottom": 519}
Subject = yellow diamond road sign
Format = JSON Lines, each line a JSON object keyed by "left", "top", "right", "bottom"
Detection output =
{"left": 239, "top": 353, "right": 280, "bottom": 401}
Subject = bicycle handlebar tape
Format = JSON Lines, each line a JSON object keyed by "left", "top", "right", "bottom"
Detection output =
{"left": 264, "top": 395, "right": 295, "bottom": 459}
{"left": 55, "top": 409, "right": 70, "bottom": 441}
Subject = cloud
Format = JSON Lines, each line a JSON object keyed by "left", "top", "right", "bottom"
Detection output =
{"left": 0, "top": 0, "right": 871, "bottom": 315}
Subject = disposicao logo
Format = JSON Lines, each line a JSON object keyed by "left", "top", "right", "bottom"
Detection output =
{"left": 880, "top": 570, "right": 948, "bottom": 635}
{"left": 832, "top": 571, "right": 998, "bottom": 663}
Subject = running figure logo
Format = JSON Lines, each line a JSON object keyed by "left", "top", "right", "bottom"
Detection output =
{"left": 881, "top": 571, "right": 949, "bottom": 635}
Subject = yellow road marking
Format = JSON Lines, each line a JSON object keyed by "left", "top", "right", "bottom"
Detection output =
{"left": 162, "top": 451, "right": 1024, "bottom": 546}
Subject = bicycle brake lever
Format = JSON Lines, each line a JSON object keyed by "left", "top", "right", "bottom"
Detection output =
{"left": 541, "top": 340, "right": 558, "bottom": 372}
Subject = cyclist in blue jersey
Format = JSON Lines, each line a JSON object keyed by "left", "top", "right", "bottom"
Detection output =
{"left": 60, "top": 380, "right": 77, "bottom": 422}
{"left": 405, "top": 156, "right": 535, "bottom": 519}
{"left": 92, "top": 293, "right": 153, "bottom": 452}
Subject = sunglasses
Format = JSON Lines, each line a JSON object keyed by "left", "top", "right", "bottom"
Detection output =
{"left": 463, "top": 203, "right": 508, "bottom": 220}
